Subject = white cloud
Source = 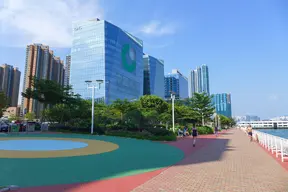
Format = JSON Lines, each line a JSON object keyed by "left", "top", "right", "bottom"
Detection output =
{"left": 139, "top": 20, "right": 176, "bottom": 36}
{"left": 0, "top": 0, "right": 104, "bottom": 47}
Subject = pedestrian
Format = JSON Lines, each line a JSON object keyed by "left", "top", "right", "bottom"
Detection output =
{"left": 214, "top": 126, "right": 218, "bottom": 137}
{"left": 247, "top": 125, "right": 253, "bottom": 142}
{"left": 192, "top": 125, "right": 198, "bottom": 147}
{"left": 183, "top": 126, "right": 189, "bottom": 136}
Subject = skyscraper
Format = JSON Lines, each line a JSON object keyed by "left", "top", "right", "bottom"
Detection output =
{"left": 143, "top": 54, "right": 164, "bottom": 98}
{"left": 0, "top": 64, "right": 21, "bottom": 107}
{"left": 64, "top": 55, "right": 71, "bottom": 86}
{"left": 70, "top": 18, "right": 143, "bottom": 104}
{"left": 164, "top": 69, "right": 188, "bottom": 99}
{"left": 188, "top": 64, "right": 210, "bottom": 97}
{"left": 21, "top": 44, "right": 65, "bottom": 117}
{"left": 188, "top": 70, "right": 197, "bottom": 98}
{"left": 201, "top": 64, "right": 210, "bottom": 95}
{"left": 212, "top": 93, "right": 232, "bottom": 118}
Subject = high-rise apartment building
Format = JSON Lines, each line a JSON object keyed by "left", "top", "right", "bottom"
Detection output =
{"left": 21, "top": 44, "right": 65, "bottom": 117}
{"left": 212, "top": 93, "right": 232, "bottom": 118}
{"left": 188, "top": 64, "right": 210, "bottom": 97}
{"left": 64, "top": 55, "right": 71, "bottom": 86}
{"left": 188, "top": 70, "right": 197, "bottom": 97}
{"left": 70, "top": 19, "right": 143, "bottom": 104}
{"left": 0, "top": 64, "right": 21, "bottom": 107}
{"left": 143, "top": 54, "right": 164, "bottom": 98}
{"left": 164, "top": 69, "right": 188, "bottom": 100}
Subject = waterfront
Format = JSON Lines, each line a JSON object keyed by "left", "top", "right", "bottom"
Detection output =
{"left": 258, "top": 129, "right": 288, "bottom": 139}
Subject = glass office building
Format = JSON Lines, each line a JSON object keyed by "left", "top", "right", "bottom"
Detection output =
{"left": 188, "top": 64, "right": 210, "bottom": 97}
{"left": 201, "top": 64, "right": 210, "bottom": 95}
{"left": 70, "top": 19, "right": 144, "bottom": 103}
{"left": 143, "top": 54, "right": 164, "bottom": 98}
{"left": 212, "top": 93, "right": 232, "bottom": 118}
{"left": 164, "top": 69, "right": 188, "bottom": 99}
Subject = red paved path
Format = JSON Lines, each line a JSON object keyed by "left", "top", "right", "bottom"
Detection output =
{"left": 257, "top": 140, "right": 288, "bottom": 171}
{"left": 132, "top": 129, "right": 288, "bottom": 192}
{"left": 17, "top": 132, "right": 220, "bottom": 192}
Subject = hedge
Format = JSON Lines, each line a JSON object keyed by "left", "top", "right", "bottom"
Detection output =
{"left": 176, "top": 125, "right": 214, "bottom": 135}
{"left": 105, "top": 130, "right": 177, "bottom": 141}
{"left": 48, "top": 124, "right": 177, "bottom": 141}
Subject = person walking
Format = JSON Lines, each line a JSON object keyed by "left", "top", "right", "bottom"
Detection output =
{"left": 192, "top": 126, "right": 198, "bottom": 147}
{"left": 214, "top": 126, "right": 218, "bottom": 137}
{"left": 247, "top": 125, "right": 253, "bottom": 142}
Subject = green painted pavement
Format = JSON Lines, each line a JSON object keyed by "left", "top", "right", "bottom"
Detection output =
{"left": 0, "top": 134, "right": 184, "bottom": 187}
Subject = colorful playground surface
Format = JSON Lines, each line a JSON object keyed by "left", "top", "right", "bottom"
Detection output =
{"left": 0, "top": 133, "right": 184, "bottom": 190}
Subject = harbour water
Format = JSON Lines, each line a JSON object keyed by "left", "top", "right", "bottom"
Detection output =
{"left": 258, "top": 129, "right": 288, "bottom": 139}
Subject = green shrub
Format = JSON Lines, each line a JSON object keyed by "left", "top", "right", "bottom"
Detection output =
{"left": 48, "top": 124, "right": 106, "bottom": 135}
{"left": 197, "top": 126, "right": 214, "bottom": 135}
{"left": 146, "top": 127, "right": 174, "bottom": 136}
{"left": 150, "top": 134, "right": 177, "bottom": 141}
{"left": 106, "top": 122, "right": 137, "bottom": 131}
{"left": 105, "top": 130, "right": 177, "bottom": 141}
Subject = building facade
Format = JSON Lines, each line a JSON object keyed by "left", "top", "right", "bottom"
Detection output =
{"left": 188, "top": 64, "right": 210, "bottom": 97}
{"left": 64, "top": 55, "right": 71, "bottom": 86}
{"left": 213, "top": 93, "right": 232, "bottom": 118}
{"left": 70, "top": 19, "right": 143, "bottom": 104}
{"left": 188, "top": 70, "right": 197, "bottom": 98}
{"left": 234, "top": 115, "right": 260, "bottom": 122}
{"left": 237, "top": 120, "right": 288, "bottom": 129}
{"left": 0, "top": 64, "right": 21, "bottom": 107}
{"left": 21, "top": 44, "right": 65, "bottom": 117}
{"left": 3, "top": 106, "right": 21, "bottom": 118}
{"left": 164, "top": 69, "right": 188, "bottom": 100}
{"left": 143, "top": 54, "right": 164, "bottom": 98}
{"left": 270, "top": 116, "right": 288, "bottom": 121}
{"left": 201, "top": 64, "right": 210, "bottom": 95}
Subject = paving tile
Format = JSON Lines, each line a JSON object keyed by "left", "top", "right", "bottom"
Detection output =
{"left": 132, "top": 129, "right": 288, "bottom": 192}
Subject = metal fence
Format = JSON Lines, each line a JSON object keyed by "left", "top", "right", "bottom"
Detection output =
{"left": 240, "top": 127, "right": 288, "bottom": 162}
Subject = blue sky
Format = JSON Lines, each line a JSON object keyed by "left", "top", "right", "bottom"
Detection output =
{"left": 0, "top": 0, "right": 287, "bottom": 119}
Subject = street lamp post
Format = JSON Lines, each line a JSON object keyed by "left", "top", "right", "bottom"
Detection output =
{"left": 170, "top": 92, "right": 175, "bottom": 133}
{"left": 201, "top": 112, "right": 205, "bottom": 126}
{"left": 85, "top": 80, "right": 103, "bottom": 135}
{"left": 218, "top": 115, "right": 221, "bottom": 130}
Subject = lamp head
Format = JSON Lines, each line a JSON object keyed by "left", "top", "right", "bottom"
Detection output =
{"left": 85, "top": 80, "right": 92, "bottom": 85}
{"left": 96, "top": 80, "right": 104, "bottom": 84}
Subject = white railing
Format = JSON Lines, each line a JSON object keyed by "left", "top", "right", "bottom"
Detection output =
{"left": 240, "top": 127, "right": 288, "bottom": 162}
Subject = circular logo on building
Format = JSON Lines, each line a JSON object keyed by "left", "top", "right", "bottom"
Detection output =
{"left": 122, "top": 44, "right": 136, "bottom": 73}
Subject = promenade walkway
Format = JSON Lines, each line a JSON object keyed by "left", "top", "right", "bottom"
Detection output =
{"left": 132, "top": 129, "right": 288, "bottom": 192}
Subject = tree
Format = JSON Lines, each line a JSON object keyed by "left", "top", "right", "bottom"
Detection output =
{"left": 189, "top": 93, "right": 215, "bottom": 126}
{"left": 111, "top": 99, "right": 136, "bottom": 121}
{"left": 22, "top": 76, "right": 78, "bottom": 109}
{"left": 176, "top": 105, "right": 198, "bottom": 125}
{"left": 42, "top": 104, "right": 71, "bottom": 124}
{"left": 42, "top": 97, "right": 92, "bottom": 127}
{"left": 229, "top": 118, "right": 237, "bottom": 127}
{"left": 124, "top": 108, "right": 142, "bottom": 129}
{"left": 139, "top": 95, "right": 168, "bottom": 114}
{"left": 25, "top": 112, "right": 35, "bottom": 121}
{"left": 8, "top": 114, "right": 20, "bottom": 121}
{"left": 219, "top": 115, "right": 236, "bottom": 128}
{"left": 0, "top": 91, "right": 7, "bottom": 117}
